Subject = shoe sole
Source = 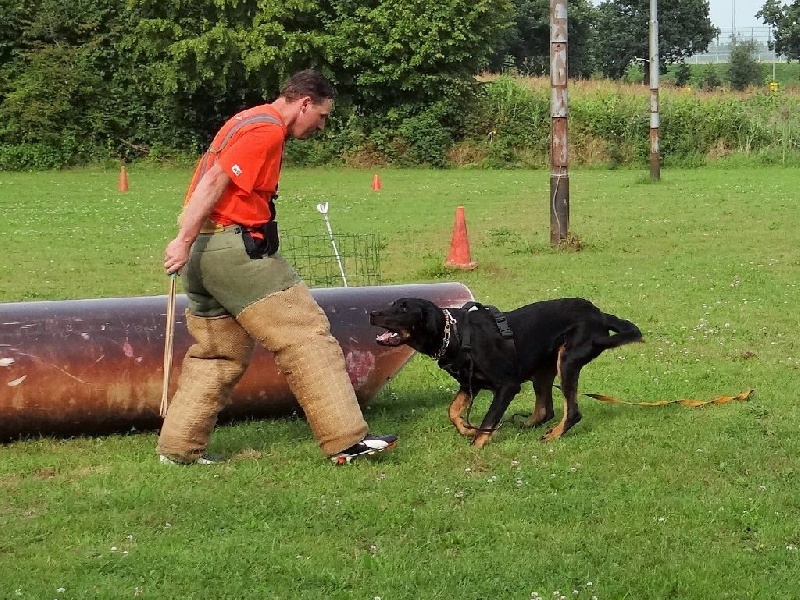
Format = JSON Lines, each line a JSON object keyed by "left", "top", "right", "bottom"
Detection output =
{"left": 331, "top": 440, "right": 397, "bottom": 465}
{"left": 159, "top": 455, "right": 225, "bottom": 465}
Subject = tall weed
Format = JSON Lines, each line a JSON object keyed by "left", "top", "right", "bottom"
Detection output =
{"left": 464, "top": 77, "right": 800, "bottom": 168}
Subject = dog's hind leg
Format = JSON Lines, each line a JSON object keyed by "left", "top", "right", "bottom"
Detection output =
{"left": 449, "top": 389, "right": 476, "bottom": 437}
{"left": 541, "top": 349, "right": 584, "bottom": 442}
{"left": 472, "top": 383, "right": 521, "bottom": 448}
{"left": 526, "top": 364, "right": 557, "bottom": 428}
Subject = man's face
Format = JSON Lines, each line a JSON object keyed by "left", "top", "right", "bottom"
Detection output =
{"left": 293, "top": 97, "right": 333, "bottom": 139}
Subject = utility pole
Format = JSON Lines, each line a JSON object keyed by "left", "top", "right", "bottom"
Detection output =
{"left": 649, "top": 0, "right": 660, "bottom": 181}
{"left": 550, "top": 0, "right": 569, "bottom": 245}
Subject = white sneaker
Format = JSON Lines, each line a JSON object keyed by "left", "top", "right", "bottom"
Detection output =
{"left": 331, "top": 434, "right": 398, "bottom": 465}
{"left": 159, "top": 453, "right": 226, "bottom": 465}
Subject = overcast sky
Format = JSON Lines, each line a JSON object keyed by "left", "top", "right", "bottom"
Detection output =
{"left": 709, "top": 0, "right": 764, "bottom": 29}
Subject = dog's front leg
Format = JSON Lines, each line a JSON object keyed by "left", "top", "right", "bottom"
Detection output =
{"left": 472, "top": 383, "right": 520, "bottom": 448}
{"left": 448, "top": 389, "right": 476, "bottom": 437}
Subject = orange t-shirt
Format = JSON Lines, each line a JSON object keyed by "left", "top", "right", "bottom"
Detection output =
{"left": 204, "top": 104, "right": 287, "bottom": 228}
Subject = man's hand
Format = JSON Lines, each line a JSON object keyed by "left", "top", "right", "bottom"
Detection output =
{"left": 164, "top": 237, "right": 193, "bottom": 275}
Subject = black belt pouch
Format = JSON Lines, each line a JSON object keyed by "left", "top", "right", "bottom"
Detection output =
{"left": 242, "top": 221, "right": 279, "bottom": 259}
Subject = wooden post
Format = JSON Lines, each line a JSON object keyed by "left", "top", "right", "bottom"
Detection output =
{"left": 550, "top": 0, "right": 569, "bottom": 245}
{"left": 649, "top": 0, "right": 661, "bottom": 181}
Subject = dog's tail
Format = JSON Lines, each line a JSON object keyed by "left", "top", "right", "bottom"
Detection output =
{"left": 597, "top": 313, "right": 644, "bottom": 349}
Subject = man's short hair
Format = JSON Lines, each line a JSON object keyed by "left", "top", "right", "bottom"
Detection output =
{"left": 280, "top": 70, "right": 337, "bottom": 104}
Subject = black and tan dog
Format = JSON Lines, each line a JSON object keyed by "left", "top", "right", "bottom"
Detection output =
{"left": 370, "top": 297, "right": 643, "bottom": 447}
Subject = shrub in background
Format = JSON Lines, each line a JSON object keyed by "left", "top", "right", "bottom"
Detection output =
{"left": 673, "top": 62, "right": 692, "bottom": 87}
{"left": 701, "top": 65, "right": 723, "bottom": 90}
{"left": 728, "top": 39, "right": 765, "bottom": 91}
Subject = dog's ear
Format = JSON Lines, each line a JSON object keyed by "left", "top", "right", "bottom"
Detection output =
{"left": 392, "top": 298, "right": 411, "bottom": 313}
{"left": 419, "top": 299, "right": 440, "bottom": 333}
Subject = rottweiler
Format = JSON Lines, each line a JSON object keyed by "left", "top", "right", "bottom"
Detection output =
{"left": 370, "top": 297, "right": 643, "bottom": 447}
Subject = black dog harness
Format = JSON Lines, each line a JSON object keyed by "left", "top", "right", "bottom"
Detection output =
{"left": 435, "top": 302, "right": 517, "bottom": 434}
{"left": 436, "top": 302, "right": 514, "bottom": 376}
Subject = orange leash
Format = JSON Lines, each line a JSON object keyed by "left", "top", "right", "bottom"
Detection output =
{"left": 582, "top": 388, "right": 754, "bottom": 407}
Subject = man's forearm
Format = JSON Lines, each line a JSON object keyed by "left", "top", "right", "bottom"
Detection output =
{"left": 177, "top": 164, "right": 231, "bottom": 243}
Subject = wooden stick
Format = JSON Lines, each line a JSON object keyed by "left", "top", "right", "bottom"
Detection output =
{"left": 160, "top": 274, "right": 178, "bottom": 418}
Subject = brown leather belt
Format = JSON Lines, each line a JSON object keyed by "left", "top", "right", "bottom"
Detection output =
{"left": 199, "top": 220, "right": 242, "bottom": 234}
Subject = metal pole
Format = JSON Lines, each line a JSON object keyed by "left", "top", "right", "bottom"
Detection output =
{"left": 649, "top": 0, "right": 661, "bottom": 181}
{"left": 771, "top": 26, "right": 776, "bottom": 81}
{"left": 550, "top": 0, "right": 569, "bottom": 245}
{"left": 316, "top": 202, "right": 348, "bottom": 287}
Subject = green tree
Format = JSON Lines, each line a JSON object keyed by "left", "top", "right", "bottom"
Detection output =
{"left": 0, "top": 0, "right": 149, "bottom": 166}
{"left": 728, "top": 38, "right": 764, "bottom": 90}
{"left": 700, "top": 64, "right": 722, "bottom": 90}
{"left": 321, "top": 0, "right": 512, "bottom": 166}
{"left": 757, "top": 0, "right": 800, "bottom": 61}
{"left": 0, "top": 0, "right": 515, "bottom": 168}
{"left": 674, "top": 61, "right": 692, "bottom": 86}
{"left": 594, "top": 0, "right": 718, "bottom": 80}
{"left": 128, "top": 0, "right": 512, "bottom": 155}
{"left": 325, "top": 0, "right": 512, "bottom": 109}
{"left": 128, "top": 0, "right": 332, "bottom": 143}
{"left": 487, "top": 0, "right": 597, "bottom": 78}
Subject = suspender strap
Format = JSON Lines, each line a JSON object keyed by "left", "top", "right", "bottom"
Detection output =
{"left": 183, "top": 112, "right": 282, "bottom": 205}
{"left": 209, "top": 114, "right": 282, "bottom": 154}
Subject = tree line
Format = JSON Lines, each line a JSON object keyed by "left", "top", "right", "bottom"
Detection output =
{"left": 0, "top": 0, "right": 788, "bottom": 169}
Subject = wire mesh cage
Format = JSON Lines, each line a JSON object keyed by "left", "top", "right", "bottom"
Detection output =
{"left": 280, "top": 232, "right": 383, "bottom": 288}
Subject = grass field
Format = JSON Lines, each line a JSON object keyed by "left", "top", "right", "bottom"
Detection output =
{"left": 1, "top": 165, "right": 799, "bottom": 599}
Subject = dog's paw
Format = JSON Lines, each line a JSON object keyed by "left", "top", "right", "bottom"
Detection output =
{"left": 471, "top": 432, "right": 492, "bottom": 448}
{"left": 525, "top": 411, "right": 554, "bottom": 428}
{"left": 540, "top": 426, "right": 563, "bottom": 442}
{"left": 454, "top": 422, "right": 478, "bottom": 437}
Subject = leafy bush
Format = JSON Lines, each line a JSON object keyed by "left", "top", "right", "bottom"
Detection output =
{"left": 674, "top": 62, "right": 692, "bottom": 87}
{"left": 701, "top": 65, "right": 723, "bottom": 91}
{"left": 622, "top": 62, "right": 645, "bottom": 84}
{"left": 728, "top": 39, "right": 765, "bottom": 91}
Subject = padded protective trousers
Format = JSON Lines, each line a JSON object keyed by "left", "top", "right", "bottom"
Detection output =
{"left": 236, "top": 283, "right": 368, "bottom": 456}
{"left": 158, "top": 222, "right": 369, "bottom": 459}
{"left": 157, "top": 313, "right": 255, "bottom": 462}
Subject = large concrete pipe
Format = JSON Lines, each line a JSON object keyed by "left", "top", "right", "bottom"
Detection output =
{"left": 0, "top": 283, "right": 473, "bottom": 440}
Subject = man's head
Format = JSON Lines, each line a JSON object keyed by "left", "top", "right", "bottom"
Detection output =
{"left": 279, "top": 70, "right": 336, "bottom": 140}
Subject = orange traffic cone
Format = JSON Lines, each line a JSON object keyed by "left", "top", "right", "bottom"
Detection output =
{"left": 444, "top": 206, "right": 478, "bottom": 270}
{"left": 371, "top": 173, "right": 382, "bottom": 191}
{"left": 118, "top": 165, "right": 129, "bottom": 192}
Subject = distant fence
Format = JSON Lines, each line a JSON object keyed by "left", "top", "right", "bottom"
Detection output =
{"left": 692, "top": 26, "right": 782, "bottom": 64}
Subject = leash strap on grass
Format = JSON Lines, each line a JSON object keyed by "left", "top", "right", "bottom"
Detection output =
{"left": 582, "top": 388, "right": 754, "bottom": 407}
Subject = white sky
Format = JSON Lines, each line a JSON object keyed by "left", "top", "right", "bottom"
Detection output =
{"left": 709, "top": 0, "right": 764, "bottom": 29}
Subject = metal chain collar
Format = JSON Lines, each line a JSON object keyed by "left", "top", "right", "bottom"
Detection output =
{"left": 434, "top": 309, "right": 456, "bottom": 360}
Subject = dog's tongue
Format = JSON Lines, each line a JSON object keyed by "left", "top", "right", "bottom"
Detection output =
{"left": 376, "top": 332, "right": 399, "bottom": 344}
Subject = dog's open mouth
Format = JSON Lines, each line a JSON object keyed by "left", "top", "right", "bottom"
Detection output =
{"left": 375, "top": 330, "right": 408, "bottom": 346}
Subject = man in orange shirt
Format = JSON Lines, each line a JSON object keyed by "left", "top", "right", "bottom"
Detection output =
{"left": 158, "top": 70, "right": 396, "bottom": 465}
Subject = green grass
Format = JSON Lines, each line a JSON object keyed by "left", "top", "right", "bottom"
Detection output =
{"left": 1, "top": 166, "right": 799, "bottom": 599}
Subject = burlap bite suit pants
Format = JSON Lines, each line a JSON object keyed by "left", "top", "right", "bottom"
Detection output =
{"left": 157, "top": 227, "right": 368, "bottom": 461}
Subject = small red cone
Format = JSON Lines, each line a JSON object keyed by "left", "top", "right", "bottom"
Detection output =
{"left": 444, "top": 206, "right": 478, "bottom": 270}
{"left": 371, "top": 173, "right": 382, "bottom": 191}
{"left": 118, "top": 165, "right": 129, "bottom": 192}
